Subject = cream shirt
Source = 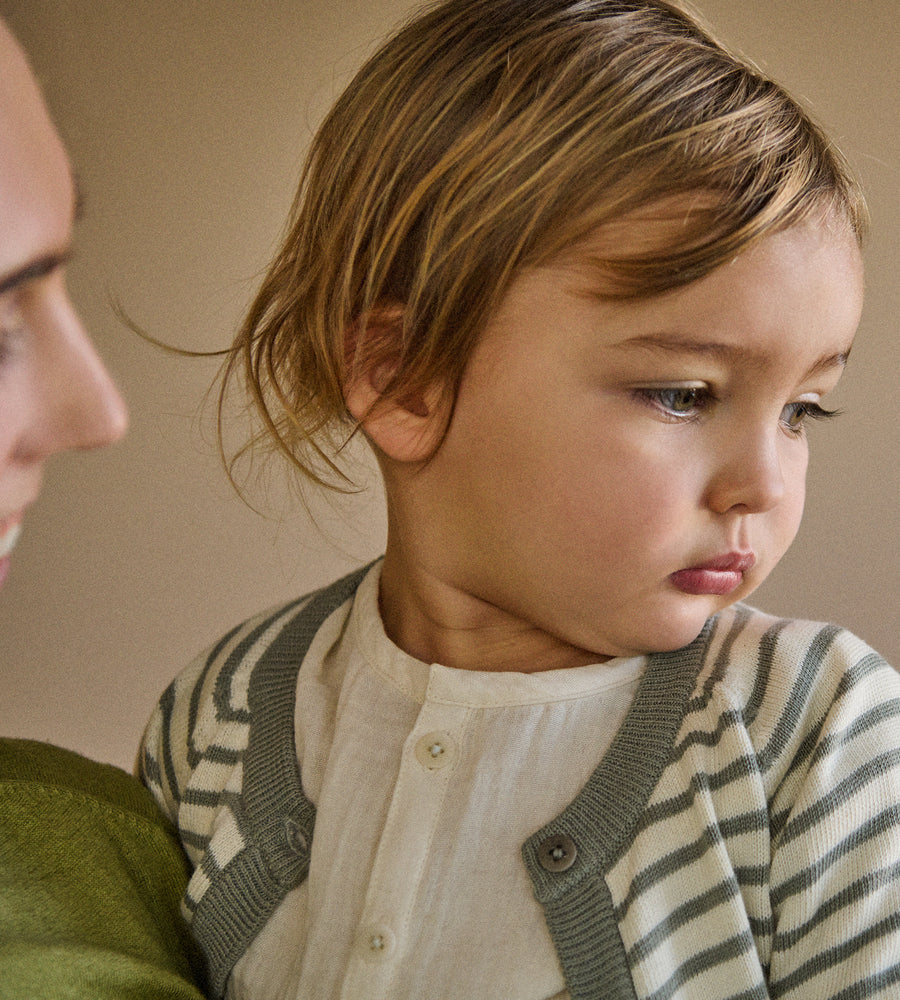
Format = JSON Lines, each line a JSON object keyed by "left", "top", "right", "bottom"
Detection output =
{"left": 228, "top": 564, "right": 646, "bottom": 1000}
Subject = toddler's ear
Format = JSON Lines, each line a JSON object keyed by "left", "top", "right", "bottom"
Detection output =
{"left": 343, "top": 308, "right": 448, "bottom": 464}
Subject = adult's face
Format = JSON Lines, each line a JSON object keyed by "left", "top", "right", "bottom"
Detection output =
{"left": 0, "top": 22, "right": 127, "bottom": 585}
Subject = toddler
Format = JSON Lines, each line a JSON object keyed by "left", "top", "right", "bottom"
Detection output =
{"left": 141, "top": 1, "right": 900, "bottom": 997}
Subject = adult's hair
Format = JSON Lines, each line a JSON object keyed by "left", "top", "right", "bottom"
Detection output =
{"left": 223, "top": 0, "right": 866, "bottom": 489}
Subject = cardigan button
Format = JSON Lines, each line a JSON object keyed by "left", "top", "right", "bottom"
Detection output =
{"left": 283, "top": 817, "right": 309, "bottom": 856}
{"left": 538, "top": 833, "right": 577, "bottom": 873}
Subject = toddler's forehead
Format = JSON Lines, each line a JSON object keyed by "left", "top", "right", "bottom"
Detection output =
{"left": 488, "top": 211, "right": 862, "bottom": 364}
{"left": 579, "top": 196, "right": 722, "bottom": 253}
{"left": 543, "top": 195, "right": 859, "bottom": 300}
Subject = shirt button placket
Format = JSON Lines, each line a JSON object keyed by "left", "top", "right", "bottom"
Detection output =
{"left": 344, "top": 708, "right": 465, "bottom": 995}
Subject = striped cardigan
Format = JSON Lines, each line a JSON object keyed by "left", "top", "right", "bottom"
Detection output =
{"left": 141, "top": 566, "right": 900, "bottom": 999}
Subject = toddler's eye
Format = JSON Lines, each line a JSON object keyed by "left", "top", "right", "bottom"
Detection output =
{"left": 781, "top": 401, "right": 840, "bottom": 435}
{"left": 637, "top": 385, "right": 711, "bottom": 419}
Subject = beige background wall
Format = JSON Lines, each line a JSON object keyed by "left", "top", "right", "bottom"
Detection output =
{"left": 0, "top": 1, "right": 896, "bottom": 771}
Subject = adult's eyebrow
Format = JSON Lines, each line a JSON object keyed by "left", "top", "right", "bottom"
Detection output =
{"left": 0, "top": 251, "right": 73, "bottom": 297}
{"left": 613, "top": 333, "right": 850, "bottom": 381}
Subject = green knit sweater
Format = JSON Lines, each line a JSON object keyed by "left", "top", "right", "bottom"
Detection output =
{"left": 0, "top": 738, "right": 206, "bottom": 999}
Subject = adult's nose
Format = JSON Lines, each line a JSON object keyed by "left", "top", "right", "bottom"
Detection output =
{"left": 14, "top": 287, "right": 128, "bottom": 464}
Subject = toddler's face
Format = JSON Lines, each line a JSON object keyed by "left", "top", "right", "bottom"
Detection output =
{"left": 386, "top": 210, "right": 863, "bottom": 665}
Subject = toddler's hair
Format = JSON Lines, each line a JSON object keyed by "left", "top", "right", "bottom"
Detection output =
{"left": 223, "top": 0, "right": 866, "bottom": 490}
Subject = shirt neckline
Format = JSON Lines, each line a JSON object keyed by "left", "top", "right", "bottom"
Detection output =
{"left": 348, "top": 561, "right": 647, "bottom": 709}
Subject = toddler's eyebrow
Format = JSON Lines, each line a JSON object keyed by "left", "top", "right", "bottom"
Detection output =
{"left": 613, "top": 333, "right": 850, "bottom": 380}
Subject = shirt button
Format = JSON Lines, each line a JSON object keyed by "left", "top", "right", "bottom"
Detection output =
{"left": 414, "top": 731, "right": 457, "bottom": 771}
{"left": 538, "top": 833, "right": 578, "bottom": 873}
{"left": 359, "top": 925, "right": 396, "bottom": 962}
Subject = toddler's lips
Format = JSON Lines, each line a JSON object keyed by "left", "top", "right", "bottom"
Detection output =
{"left": 670, "top": 552, "right": 755, "bottom": 596}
